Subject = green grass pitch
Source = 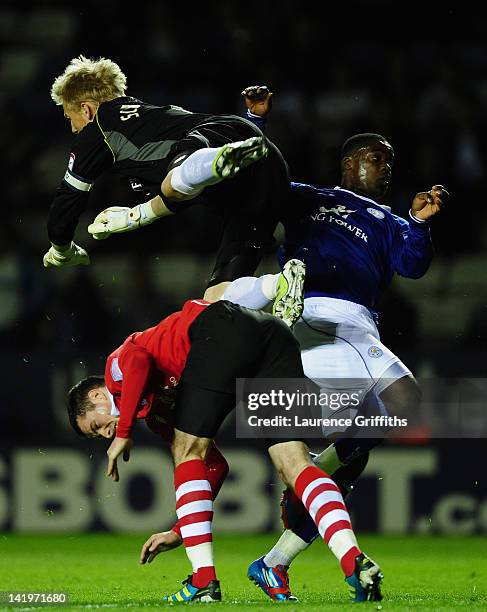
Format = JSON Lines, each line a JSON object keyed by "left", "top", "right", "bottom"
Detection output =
{"left": 0, "top": 534, "right": 486, "bottom": 610}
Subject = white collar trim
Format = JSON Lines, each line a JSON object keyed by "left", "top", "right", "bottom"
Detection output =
{"left": 107, "top": 390, "right": 119, "bottom": 416}
{"left": 333, "top": 186, "right": 391, "bottom": 212}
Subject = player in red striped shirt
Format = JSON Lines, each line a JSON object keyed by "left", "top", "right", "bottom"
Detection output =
{"left": 68, "top": 299, "right": 229, "bottom": 550}
{"left": 68, "top": 298, "right": 382, "bottom": 603}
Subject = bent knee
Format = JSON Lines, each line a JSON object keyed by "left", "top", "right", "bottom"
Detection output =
{"left": 172, "top": 430, "right": 210, "bottom": 465}
{"left": 161, "top": 170, "right": 193, "bottom": 201}
{"left": 204, "top": 282, "right": 230, "bottom": 302}
{"left": 268, "top": 441, "right": 312, "bottom": 488}
{"left": 380, "top": 375, "right": 421, "bottom": 414}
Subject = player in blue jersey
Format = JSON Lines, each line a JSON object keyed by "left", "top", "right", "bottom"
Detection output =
{"left": 219, "top": 86, "right": 448, "bottom": 601}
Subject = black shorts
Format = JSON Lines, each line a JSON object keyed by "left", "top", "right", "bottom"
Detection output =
{"left": 166, "top": 116, "right": 290, "bottom": 287}
{"left": 167, "top": 115, "right": 263, "bottom": 161}
{"left": 205, "top": 136, "right": 288, "bottom": 287}
{"left": 174, "top": 301, "right": 303, "bottom": 439}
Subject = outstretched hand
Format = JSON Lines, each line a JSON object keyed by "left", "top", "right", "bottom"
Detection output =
{"left": 88, "top": 206, "right": 136, "bottom": 239}
{"left": 241, "top": 85, "right": 273, "bottom": 117}
{"left": 411, "top": 185, "right": 449, "bottom": 221}
{"left": 106, "top": 436, "right": 132, "bottom": 482}
{"left": 139, "top": 530, "right": 183, "bottom": 564}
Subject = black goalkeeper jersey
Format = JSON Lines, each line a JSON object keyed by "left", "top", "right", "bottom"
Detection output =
{"left": 47, "top": 96, "right": 257, "bottom": 245}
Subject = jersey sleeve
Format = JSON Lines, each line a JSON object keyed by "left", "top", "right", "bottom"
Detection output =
{"left": 391, "top": 211, "right": 434, "bottom": 279}
{"left": 245, "top": 109, "right": 268, "bottom": 132}
{"left": 116, "top": 342, "right": 154, "bottom": 439}
{"left": 276, "top": 182, "right": 318, "bottom": 266}
{"left": 47, "top": 119, "right": 114, "bottom": 245}
{"left": 279, "top": 181, "right": 321, "bottom": 232}
{"left": 289, "top": 182, "right": 323, "bottom": 216}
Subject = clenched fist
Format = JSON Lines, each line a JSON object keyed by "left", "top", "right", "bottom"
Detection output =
{"left": 411, "top": 185, "right": 449, "bottom": 221}
{"left": 241, "top": 85, "right": 273, "bottom": 117}
{"left": 88, "top": 206, "right": 134, "bottom": 240}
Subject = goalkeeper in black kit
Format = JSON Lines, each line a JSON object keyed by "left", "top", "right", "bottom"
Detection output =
{"left": 43, "top": 55, "right": 289, "bottom": 300}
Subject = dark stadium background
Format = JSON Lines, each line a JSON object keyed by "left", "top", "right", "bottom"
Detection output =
{"left": 0, "top": 2, "right": 485, "bottom": 535}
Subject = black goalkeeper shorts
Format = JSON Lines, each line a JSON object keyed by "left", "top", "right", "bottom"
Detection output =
{"left": 166, "top": 115, "right": 290, "bottom": 287}
{"left": 174, "top": 301, "right": 303, "bottom": 439}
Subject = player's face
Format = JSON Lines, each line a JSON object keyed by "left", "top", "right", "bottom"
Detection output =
{"left": 63, "top": 103, "right": 92, "bottom": 134}
{"left": 77, "top": 408, "right": 119, "bottom": 439}
{"left": 349, "top": 141, "right": 394, "bottom": 200}
{"left": 76, "top": 398, "right": 119, "bottom": 439}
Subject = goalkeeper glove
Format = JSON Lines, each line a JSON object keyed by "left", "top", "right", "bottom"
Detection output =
{"left": 88, "top": 201, "right": 158, "bottom": 240}
{"left": 43, "top": 242, "right": 90, "bottom": 268}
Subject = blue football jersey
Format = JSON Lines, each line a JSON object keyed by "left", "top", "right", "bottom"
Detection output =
{"left": 279, "top": 184, "right": 433, "bottom": 308}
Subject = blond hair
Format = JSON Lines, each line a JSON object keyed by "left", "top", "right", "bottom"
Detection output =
{"left": 51, "top": 55, "right": 127, "bottom": 110}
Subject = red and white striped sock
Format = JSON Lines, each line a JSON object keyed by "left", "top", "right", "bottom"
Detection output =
{"left": 175, "top": 459, "right": 216, "bottom": 588}
{"left": 294, "top": 465, "right": 361, "bottom": 577}
{"left": 172, "top": 445, "right": 229, "bottom": 539}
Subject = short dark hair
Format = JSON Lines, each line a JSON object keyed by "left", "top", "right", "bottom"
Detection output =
{"left": 67, "top": 375, "right": 105, "bottom": 438}
{"left": 341, "top": 133, "right": 391, "bottom": 159}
